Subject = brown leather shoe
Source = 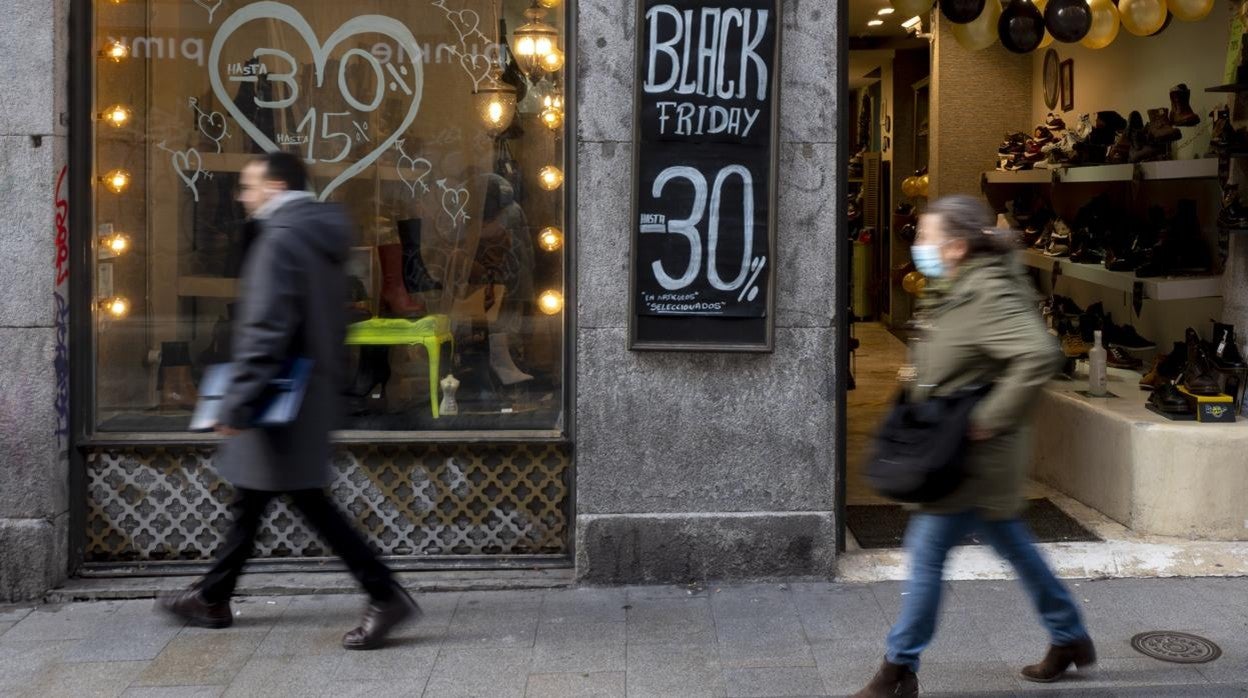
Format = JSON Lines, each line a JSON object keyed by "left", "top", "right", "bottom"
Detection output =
{"left": 851, "top": 660, "right": 918, "bottom": 698}
{"left": 1021, "top": 637, "right": 1097, "bottom": 683}
{"left": 342, "top": 584, "right": 423, "bottom": 650}
{"left": 155, "top": 589, "right": 233, "bottom": 629}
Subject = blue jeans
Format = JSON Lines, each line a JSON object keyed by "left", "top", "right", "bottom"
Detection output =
{"left": 885, "top": 511, "right": 1089, "bottom": 672}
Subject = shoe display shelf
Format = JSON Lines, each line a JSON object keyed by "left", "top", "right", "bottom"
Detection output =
{"left": 983, "top": 159, "right": 1219, "bottom": 186}
{"left": 1019, "top": 249, "right": 1221, "bottom": 302}
{"left": 1032, "top": 368, "right": 1248, "bottom": 541}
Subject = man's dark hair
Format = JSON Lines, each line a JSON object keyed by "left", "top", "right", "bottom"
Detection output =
{"left": 253, "top": 151, "right": 308, "bottom": 192}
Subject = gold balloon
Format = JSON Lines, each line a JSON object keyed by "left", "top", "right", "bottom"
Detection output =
{"left": 950, "top": 0, "right": 1002, "bottom": 51}
{"left": 902, "top": 271, "right": 927, "bottom": 295}
{"left": 1119, "top": 0, "right": 1167, "bottom": 36}
{"left": 918, "top": 174, "right": 931, "bottom": 198}
{"left": 1167, "top": 0, "right": 1214, "bottom": 22}
{"left": 890, "top": 0, "right": 936, "bottom": 17}
{"left": 902, "top": 176, "right": 921, "bottom": 198}
{"left": 1081, "top": 0, "right": 1121, "bottom": 49}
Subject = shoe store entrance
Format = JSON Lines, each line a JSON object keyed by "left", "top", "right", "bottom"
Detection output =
{"left": 841, "top": 2, "right": 1248, "bottom": 555}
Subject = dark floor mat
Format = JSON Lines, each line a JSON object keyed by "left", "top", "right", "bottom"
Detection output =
{"left": 847, "top": 498, "right": 1101, "bottom": 549}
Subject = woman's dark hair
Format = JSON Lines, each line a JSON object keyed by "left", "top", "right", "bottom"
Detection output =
{"left": 925, "top": 194, "right": 1016, "bottom": 257}
{"left": 253, "top": 151, "right": 308, "bottom": 191}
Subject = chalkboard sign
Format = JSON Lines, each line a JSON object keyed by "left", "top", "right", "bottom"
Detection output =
{"left": 629, "top": 0, "right": 781, "bottom": 352}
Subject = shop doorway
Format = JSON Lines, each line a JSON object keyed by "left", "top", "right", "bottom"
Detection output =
{"left": 838, "top": 3, "right": 1245, "bottom": 562}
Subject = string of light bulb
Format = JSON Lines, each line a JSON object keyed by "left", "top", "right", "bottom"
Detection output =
{"left": 97, "top": 28, "right": 132, "bottom": 318}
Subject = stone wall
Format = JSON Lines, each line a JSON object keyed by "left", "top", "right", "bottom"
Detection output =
{"left": 0, "top": 0, "right": 70, "bottom": 601}
{"left": 930, "top": 15, "right": 1032, "bottom": 200}
{"left": 573, "top": 0, "right": 841, "bottom": 583}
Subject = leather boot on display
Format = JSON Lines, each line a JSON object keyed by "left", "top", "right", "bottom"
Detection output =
{"left": 851, "top": 661, "right": 918, "bottom": 698}
{"left": 1168, "top": 84, "right": 1200, "bottom": 127}
{"left": 1170, "top": 199, "right": 1213, "bottom": 274}
{"left": 1218, "top": 185, "right": 1248, "bottom": 230}
{"left": 347, "top": 346, "right": 392, "bottom": 399}
{"left": 1128, "top": 111, "right": 1165, "bottom": 163}
{"left": 1183, "top": 327, "right": 1222, "bottom": 396}
{"left": 396, "top": 219, "right": 443, "bottom": 293}
{"left": 1146, "top": 108, "right": 1182, "bottom": 145}
{"left": 1150, "top": 382, "right": 1193, "bottom": 414}
{"left": 376, "top": 244, "right": 426, "bottom": 318}
{"left": 489, "top": 333, "right": 533, "bottom": 385}
{"left": 1211, "top": 321, "right": 1246, "bottom": 369}
{"left": 158, "top": 341, "right": 198, "bottom": 410}
{"left": 1210, "top": 105, "right": 1233, "bottom": 154}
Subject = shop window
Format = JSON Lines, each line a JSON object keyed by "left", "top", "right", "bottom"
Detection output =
{"left": 90, "top": 0, "right": 568, "bottom": 434}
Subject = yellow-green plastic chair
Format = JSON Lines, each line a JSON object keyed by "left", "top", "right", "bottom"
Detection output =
{"left": 345, "top": 315, "right": 454, "bottom": 418}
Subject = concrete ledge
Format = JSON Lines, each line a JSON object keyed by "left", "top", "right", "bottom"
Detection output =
{"left": 1032, "top": 376, "right": 1248, "bottom": 541}
{"left": 0, "top": 516, "right": 66, "bottom": 602}
{"left": 575, "top": 511, "right": 837, "bottom": 584}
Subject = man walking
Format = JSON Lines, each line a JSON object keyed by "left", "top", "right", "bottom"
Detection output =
{"left": 157, "top": 152, "right": 419, "bottom": 650}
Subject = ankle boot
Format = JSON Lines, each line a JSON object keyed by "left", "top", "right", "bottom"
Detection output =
{"left": 1210, "top": 105, "right": 1233, "bottom": 154}
{"left": 396, "top": 219, "right": 443, "bottom": 293}
{"left": 347, "top": 345, "right": 391, "bottom": 398}
{"left": 1147, "top": 108, "right": 1182, "bottom": 145}
{"left": 376, "top": 244, "right": 426, "bottom": 318}
{"left": 1128, "top": 112, "right": 1164, "bottom": 163}
{"left": 1021, "top": 637, "right": 1097, "bottom": 683}
{"left": 1184, "top": 327, "right": 1222, "bottom": 396}
{"left": 1219, "top": 185, "right": 1248, "bottom": 230}
{"left": 852, "top": 660, "right": 918, "bottom": 698}
{"left": 158, "top": 341, "right": 198, "bottom": 410}
{"left": 1169, "top": 84, "right": 1200, "bottom": 127}
{"left": 1170, "top": 199, "right": 1213, "bottom": 274}
{"left": 1212, "top": 321, "right": 1246, "bottom": 369}
{"left": 489, "top": 332, "right": 533, "bottom": 385}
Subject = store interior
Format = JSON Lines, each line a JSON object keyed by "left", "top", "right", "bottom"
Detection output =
{"left": 844, "top": 0, "right": 1248, "bottom": 550}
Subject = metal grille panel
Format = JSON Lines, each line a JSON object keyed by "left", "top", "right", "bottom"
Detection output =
{"left": 85, "top": 444, "right": 570, "bottom": 561}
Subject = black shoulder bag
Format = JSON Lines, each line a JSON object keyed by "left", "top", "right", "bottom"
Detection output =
{"left": 864, "top": 383, "right": 993, "bottom": 503}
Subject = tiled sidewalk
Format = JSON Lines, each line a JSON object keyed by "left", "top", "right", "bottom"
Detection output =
{"left": 1, "top": 578, "right": 1246, "bottom": 696}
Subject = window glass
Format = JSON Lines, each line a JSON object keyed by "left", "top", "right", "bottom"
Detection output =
{"left": 92, "top": 0, "right": 567, "bottom": 433}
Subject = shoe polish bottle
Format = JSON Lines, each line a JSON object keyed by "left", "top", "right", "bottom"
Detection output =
{"left": 1088, "top": 330, "right": 1109, "bottom": 396}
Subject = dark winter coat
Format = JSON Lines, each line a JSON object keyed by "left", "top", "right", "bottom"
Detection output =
{"left": 907, "top": 256, "right": 1064, "bottom": 519}
{"left": 216, "top": 197, "right": 351, "bottom": 491}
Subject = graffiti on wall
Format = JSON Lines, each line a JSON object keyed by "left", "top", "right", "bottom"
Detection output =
{"left": 54, "top": 165, "right": 70, "bottom": 446}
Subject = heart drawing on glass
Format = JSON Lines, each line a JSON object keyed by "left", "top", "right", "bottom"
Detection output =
{"left": 207, "top": 2, "right": 425, "bottom": 201}
{"left": 194, "top": 0, "right": 223, "bottom": 23}
{"left": 172, "top": 148, "right": 204, "bottom": 202}
{"left": 394, "top": 140, "right": 433, "bottom": 198}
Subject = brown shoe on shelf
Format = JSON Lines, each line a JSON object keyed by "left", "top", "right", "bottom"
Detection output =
{"left": 342, "top": 583, "right": 423, "bottom": 650}
{"left": 1061, "top": 332, "right": 1092, "bottom": 358}
{"left": 1139, "top": 355, "right": 1167, "bottom": 390}
{"left": 154, "top": 588, "right": 233, "bottom": 629}
{"left": 1021, "top": 637, "right": 1097, "bottom": 683}
{"left": 851, "top": 660, "right": 919, "bottom": 698}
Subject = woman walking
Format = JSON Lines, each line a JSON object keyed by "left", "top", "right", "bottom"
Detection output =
{"left": 854, "top": 195, "right": 1094, "bottom": 697}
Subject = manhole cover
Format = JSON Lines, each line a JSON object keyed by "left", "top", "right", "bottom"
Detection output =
{"left": 1131, "top": 632, "right": 1222, "bottom": 664}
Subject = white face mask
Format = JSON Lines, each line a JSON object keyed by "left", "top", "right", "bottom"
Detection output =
{"left": 911, "top": 243, "right": 945, "bottom": 278}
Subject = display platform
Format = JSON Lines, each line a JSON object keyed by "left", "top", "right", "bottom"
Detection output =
{"left": 1031, "top": 368, "right": 1248, "bottom": 541}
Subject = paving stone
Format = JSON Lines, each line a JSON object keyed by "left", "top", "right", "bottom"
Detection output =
{"left": 441, "top": 591, "right": 542, "bottom": 649}
{"left": 332, "top": 641, "right": 438, "bottom": 681}
{"left": 135, "top": 630, "right": 267, "bottom": 687}
{"left": 276, "top": 595, "right": 362, "bottom": 630}
{"left": 626, "top": 643, "right": 726, "bottom": 698}
{"left": 917, "top": 661, "right": 1021, "bottom": 694}
{"left": 715, "top": 613, "right": 815, "bottom": 669}
{"left": 1013, "top": 657, "right": 1210, "bottom": 692}
{"left": 709, "top": 584, "right": 797, "bottom": 616}
{"left": 122, "top": 688, "right": 226, "bottom": 698}
{"left": 810, "top": 638, "right": 890, "bottom": 696}
{"left": 3, "top": 601, "right": 121, "bottom": 641}
{"left": 65, "top": 600, "right": 185, "bottom": 662}
{"left": 540, "top": 588, "right": 627, "bottom": 623}
{"left": 221, "top": 654, "right": 343, "bottom": 698}
{"left": 723, "top": 666, "right": 826, "bottom": 697}
{"left": 19, "top": 659, "right": 148, "bottom": 698}
{"left": 0, "top": 622, "right": 13, "bottom": 638}
{"left": 626, "top": 597, "right": 717, "bottom": 645}
{"left": 525, "top": 671, "right": 625, "bottom": 698}
{"left": 0, "top": 605, "right": 34, "bottom": 623}
{"left": 0, "top": 640, "right": 78, "bottom": 693}
{"left": 531, "top": 641, "right": 625, "bottom": 674}
{"left": 535, "top": 619, "right": 624, "bottom": 647}
{"left": 253, "top": 627, "right": 348, "bottom": 658}
{"left": 793, "top": 583, "right": 890, "bottom": 642}
{"left": 423, "top": 647, "right": 532, "bottom": 698}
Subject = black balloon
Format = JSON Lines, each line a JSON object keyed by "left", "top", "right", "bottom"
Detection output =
{"left": 999, "top": 0, "right": 1045, "bottom": 53}
{"left": 940, "top": 0, "right": 987, "bottom": 24}
{"left": 1045, "top": 0, "right": 1092, "bottom": 42}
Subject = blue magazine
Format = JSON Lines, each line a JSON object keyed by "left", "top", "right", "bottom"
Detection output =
{"left": 189, "top": 358, "right": 313, "bottom": 432}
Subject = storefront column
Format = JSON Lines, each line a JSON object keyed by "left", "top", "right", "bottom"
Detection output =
{"left": 0, "top": 0, "right": 71, "bottom": 601}
{"left": 573, "top": 0, "right": 841, "bottom": 582}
